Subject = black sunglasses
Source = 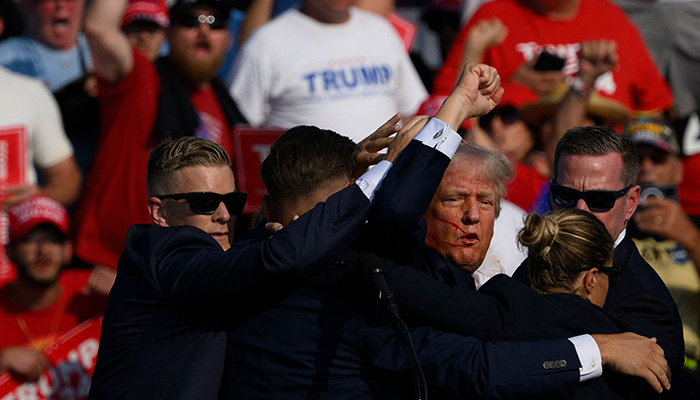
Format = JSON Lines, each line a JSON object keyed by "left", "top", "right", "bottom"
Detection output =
{"left": 478, "top": 105, "right": 520, "bottom": 131}
{"left": 174, "top": 13, "right": 227, "bottom": 30}
{"left": 550, "top": 183, "right": 632, "bottom": 211}
{"left": 636, "top": 147, "right": 672, "bottom": 164}
{"left": 156, "top": 191, "right": 247, "bottom": 215}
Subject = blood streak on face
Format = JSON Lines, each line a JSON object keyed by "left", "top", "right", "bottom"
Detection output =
{"left": 424, "top": 164, "right": 497, "bottom": 273}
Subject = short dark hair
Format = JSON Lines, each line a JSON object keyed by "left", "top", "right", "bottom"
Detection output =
{"left": 147, "top": 137, "right": 231, "bottom": 196}
{"left": 553, "top": 126, "right": 638, "bottom": 186}
{"left": 260, "top": 126, "right": 358, "bottom": 200}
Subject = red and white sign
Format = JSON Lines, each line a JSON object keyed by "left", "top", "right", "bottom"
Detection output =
{"left": 0, "top": 125, "right": 26, "bottom": 287}
{"left": 388, "top": 12, "right": 418, "bottom": 53}
{"left": 0, "top": 318, "right": 102, "bottom": 400}
{"left": 232, "top": 126, "right": 285, "bottom": 215}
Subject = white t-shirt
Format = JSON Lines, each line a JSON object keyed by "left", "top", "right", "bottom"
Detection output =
{"left": 229, "top": 7, "right": 428, "bottom": 143}
{"left": 0, "top": 67, "right": 74, "bottom": 185}
{"left": 487, "top": 199, "right": 527, "bottom": 275}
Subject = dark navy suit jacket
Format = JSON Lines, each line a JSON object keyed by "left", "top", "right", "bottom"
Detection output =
{"left": 219, "top": 140, "right": 585, "bottom": 399}
{"left": 89, "top": 182, "right": 373, "bottom": 400}
{"left": 512, "top": 233, "right": 684, "bottom": 371}
{"left": 385, "top": 250, "right": 665, "bottom": 399}
{"left": 221, "top": 227, "right": 582, "bottom": 400}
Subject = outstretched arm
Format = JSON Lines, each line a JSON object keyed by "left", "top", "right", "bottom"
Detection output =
{"left": 84, "top": 0, "right": 133, "bottom": 83}
{"left": 546, "top": 40, "right": 619, "bottom": 163}
{"left": 436, "top": 63, "right": 504, "bottom": 128}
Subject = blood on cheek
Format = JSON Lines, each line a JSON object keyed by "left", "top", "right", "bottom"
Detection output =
{"left": 436, "top": 217, "right": 469, "bottom": 247}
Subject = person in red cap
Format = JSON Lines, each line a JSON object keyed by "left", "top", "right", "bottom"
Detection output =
{"left": 121, "top": 0, "right": 169, "bottom": 61}
{"left": 0, "top": 195, "right": 108, "bottom": 382}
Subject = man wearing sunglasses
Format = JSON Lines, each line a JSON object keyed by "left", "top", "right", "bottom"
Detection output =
{"left": 75, "top": 0, "right": 246, "bottom": 272}
{"left": 89, "top": 116, "right": 429, "bottom": 399}
{"left": 511, "top": 125, "right": 686, "bottom": 382}
{"left": 88, "top": 59, "right": 503, "bottom": 398}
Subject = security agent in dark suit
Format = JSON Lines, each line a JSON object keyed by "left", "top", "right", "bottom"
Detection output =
{"left": 511, "top": 126, "right": 684, "bottom": 373}
{"left": 88, "top": 134, "right": 411, "bottom": 400}
{"left": 220, "top": 64, "right": 669, "bottom": 399}
{"left": 354, "top": 140, "right": 671, "bottom": 395}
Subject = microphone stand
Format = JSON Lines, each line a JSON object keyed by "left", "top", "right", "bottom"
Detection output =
{"left": 361, "top": 253, "right": 428, "bottom": 400}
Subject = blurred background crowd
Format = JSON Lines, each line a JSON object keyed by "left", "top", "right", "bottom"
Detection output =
{"left": 1, "top": 0, "right": 700, "bottom": 395}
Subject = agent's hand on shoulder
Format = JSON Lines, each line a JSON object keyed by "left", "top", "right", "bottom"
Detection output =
{"left": 592, "top": 333, "right": 670, "bottom": 393}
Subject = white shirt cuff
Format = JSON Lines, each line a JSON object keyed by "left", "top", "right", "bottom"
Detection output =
{"left": 569, "top": 334, "right": 603, "bottom": 382}
{"left": 354, "top": 160, "right": 392, "bottom": 201}
{"left": 413, "top": 117, "right": 462, "bottom": 159}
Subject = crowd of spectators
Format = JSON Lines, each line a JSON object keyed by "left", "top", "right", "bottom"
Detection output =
{"left": 1, "top": 0, "right": 700, "bottom": 397}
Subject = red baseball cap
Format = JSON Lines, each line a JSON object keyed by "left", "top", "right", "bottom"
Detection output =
{"left": 122, "top": 0, "right": 170, "bottom": 28}
{"left": 8, "top": 195, "right": 70, "bottom": 241}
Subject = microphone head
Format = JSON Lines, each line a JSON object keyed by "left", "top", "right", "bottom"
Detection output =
{"left": 358, "top": 252, "right": 385, "bottom": 277}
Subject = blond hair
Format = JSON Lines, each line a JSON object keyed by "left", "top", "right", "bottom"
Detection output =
{"left": 147, "top": 137, "right": 231, "bottom": 196}
{"left": 519, "top": 209, "right": 613, "bottom": 293}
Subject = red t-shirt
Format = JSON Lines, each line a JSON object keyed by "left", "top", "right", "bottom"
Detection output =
{"left": 189, "top": 86, "right": 234, "bottom": 151}
{"left": 504, "top": 161, "right": 548, "bottom": 212}
{"left": 434, "top": 0, "right": 673, "bottom": 116}
{"left": 0, "top": 270, "right": 107, "bottom": 351}
{"left": 72, "top": 49, "right": 236, "bottom": 269}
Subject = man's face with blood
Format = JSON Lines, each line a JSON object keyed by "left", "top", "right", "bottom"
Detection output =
{"left": 424, "top": 161, "right": 497, "bottom": 273}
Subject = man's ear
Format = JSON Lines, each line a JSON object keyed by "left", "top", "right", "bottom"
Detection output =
{"left": 625, "top": 185, "right": 641, "bottom": 222}
{"left": 583, "top": 268, "right": 600, "bottom": 295}
{"left": 148, "top": 197, "right": 169, "bottom": 227}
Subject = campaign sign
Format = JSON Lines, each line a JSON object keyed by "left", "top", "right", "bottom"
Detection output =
{"left": 0, "top": 125, "right": 26, "bottom": 288}
{"left": 0, "top": 125, "right": 26, "bottom": 188}
{"left": 0, "top": 318, "right": 102, "bottom": 400}
{"left": 232, "top": 127, "right": 285, "bottom": 214}
{"left": 388, "top": 12, "right": 418, "bottom": 53}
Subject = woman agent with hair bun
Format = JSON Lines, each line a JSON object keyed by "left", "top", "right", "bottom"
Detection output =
{"left": 519, "top": 208, "right": 615, "bottom": 308}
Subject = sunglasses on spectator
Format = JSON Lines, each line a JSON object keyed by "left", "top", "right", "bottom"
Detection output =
{"left": 550, "top": 183, "right": 632, "bottom": 211}
{"left": 156, "top": 192, "right": 247, "bottom": 215}
{"left": 174, "top": 13, "right": 227, "bottom": 30}
{"left": 636, "top": 147, "right": 672, "bottom": 164}
{"left": 21, "top": 230, "right": 66, "bottom": 245}
{"left": 478, "top": 106, "right": 521, "bottom": 131}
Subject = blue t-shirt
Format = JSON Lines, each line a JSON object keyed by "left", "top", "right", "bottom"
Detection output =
{"left": 0, "top": 34, "right": 93, "bottom": 92}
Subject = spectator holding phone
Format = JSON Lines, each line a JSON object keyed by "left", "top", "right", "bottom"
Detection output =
{"left": 433, "top": 0, "right": 673, "bottom": 121}
{"left": 625, "top": 119, "right": 700, "bottom": 373}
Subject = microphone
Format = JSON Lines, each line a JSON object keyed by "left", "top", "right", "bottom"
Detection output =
{"left": 359, "top": 252, "right": 429, "bottom": 400}
{"left": 359, "top": 252, "right": 400, "bottom": 319}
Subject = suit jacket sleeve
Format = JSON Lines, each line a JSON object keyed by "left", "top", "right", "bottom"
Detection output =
{"left": 150, "top": 184, "right": 370, "bottom": 315}
{"left": 354, "top": 139, "right": 452, "bottom": 266}
{"left": 362, "top": 323, "right": 581, "bottom": 399}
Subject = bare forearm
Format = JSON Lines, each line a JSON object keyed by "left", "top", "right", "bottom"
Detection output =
{"left": 84, "top": 0, "right": 133, "bottom": 83}
{"left": 547, "top": 89, "right": 588, "bottom": 163}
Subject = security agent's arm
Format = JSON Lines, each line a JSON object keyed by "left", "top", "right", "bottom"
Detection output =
{"left": 381, "top": 262, "right": 670, "bottom": 393}
{"left": 155, "top": 151, "right": 407, "bottom": 314}
{"left": 364, "top": 322, "right": 669, "bottom": 398}
{"left": 363, "top": 323, "right": 583, "bottom": 399}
